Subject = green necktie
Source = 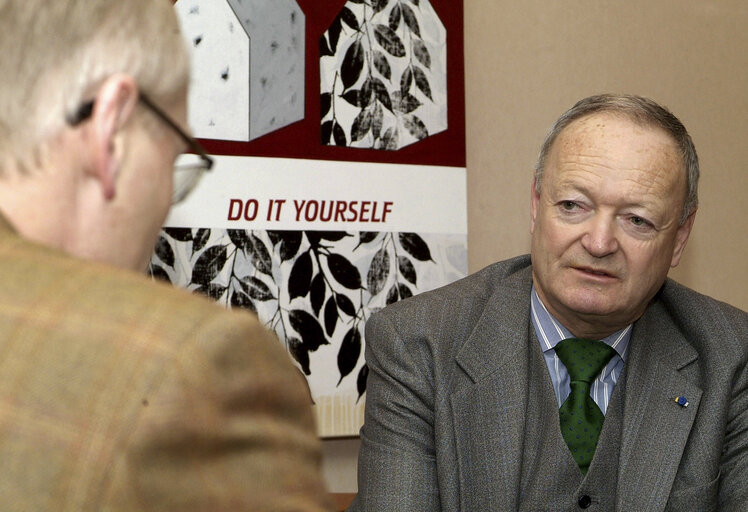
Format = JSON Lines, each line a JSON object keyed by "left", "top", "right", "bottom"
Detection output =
{"left": 555, "top": 337, "right": 617, "bottom": 474}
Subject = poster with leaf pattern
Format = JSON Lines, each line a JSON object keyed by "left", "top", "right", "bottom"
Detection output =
{"left": 162, "top": 0, "right": 465, "bottom": 437}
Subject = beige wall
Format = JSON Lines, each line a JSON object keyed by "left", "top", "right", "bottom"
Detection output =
{"left": 322, "top": 0, "right": 748, "bottom": 493}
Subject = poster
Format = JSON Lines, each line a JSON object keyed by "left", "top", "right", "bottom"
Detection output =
{"left": 153, "top": 0, "right": 466, "bottom": 437}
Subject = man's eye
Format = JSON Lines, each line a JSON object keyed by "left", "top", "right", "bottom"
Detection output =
{"left": 630, "top": 216, "right": 646, "bottom": 226}
{"left": 561, "top": 201, "right": 578, "bottom": 211}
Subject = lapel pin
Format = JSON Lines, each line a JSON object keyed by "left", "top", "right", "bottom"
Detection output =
{"left": 674, "top": 396, "right": 689, "bottom": 407}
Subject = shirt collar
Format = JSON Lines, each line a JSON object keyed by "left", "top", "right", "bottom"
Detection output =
{"left": 530, "top": 285, "right": 632, "bottom": 360}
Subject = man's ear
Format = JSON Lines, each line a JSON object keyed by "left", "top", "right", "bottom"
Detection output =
{"left": 671, "top": 210, "right": 696, "bottom": 268}
{"left": 88, "top": 74, "right": 138, "bottom": 200}
{"left": 530, "top": 177, "right": 540, "bottom": 234}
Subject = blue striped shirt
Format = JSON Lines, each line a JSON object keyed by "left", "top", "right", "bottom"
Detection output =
{"left": 530, "top": 286, "right": 631, "bottom": 415}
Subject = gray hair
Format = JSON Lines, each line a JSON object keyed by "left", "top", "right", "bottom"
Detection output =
{"left": 534, "top": 94, "right": 699, "bottom": 224}
{"left": 0, "top": 0, "right": 190, "bottom": 172}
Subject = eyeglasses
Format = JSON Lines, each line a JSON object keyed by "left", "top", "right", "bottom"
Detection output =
{"left": 66, "top": 92, "right": 213, "bottom": 204}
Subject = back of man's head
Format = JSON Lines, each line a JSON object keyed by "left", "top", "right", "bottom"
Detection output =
{"left": 0, "top": 0, "right": 189, "bottom": 173}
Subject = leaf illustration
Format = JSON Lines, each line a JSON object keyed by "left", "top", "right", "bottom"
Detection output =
{"left": 340, "top": 6, "right": 359, "bottom": 30}
{"left": 398, "top": 283, "right": 413, "bottom": 300}
{"left": 191, "top": 245, "right": 228, "bottom": 285}
{"left": 321, "top": 120, "right": 333, "bottom": 144}
{"left": 401, "top": 4, "right": 421, "bottom": 37}
{"left": 372, "top": 101, "right": 384, "bottom": 139}
{"left": 227, "top": 229, "right": 250, "bottom": 252}
{"left": 196, "top": 283, "right": 227, "bottom": 301}
{"left": 333, "top": 121, "right": 347, "bottom": 146}
{"left": 403, "top": 114, "right": 428, "bottom": 140}
{"left": 277, "top": 231, "right": 303, "bottom": 262}
{"left": 399, "top": 232, "right": 433, "bottom": 261}
{"left": 288, "top": 337, "right": 311, "bottom": 375}
{"left": 388, "top": 3, "right": 401, "bottom": 31}
{"left": 407, "top": 0, "right": 420, "bottom": 5}
{"left": 192, "top": 228, "right": 211, "bottom": 254}
{"left": 164, "top": 227, "right": 192, "bottom": 242}
{"left": 150, "top": 264, "right": 171, "bottom": 284}
{"left": 321, "top": 92, "right": 332, "bottom": 119}
{"left": 374, "top": 24, "right": 406, "bottom": 57}
{"left": 356, "top": 364, "right": 369, "bottom": 401}
{"left": 371, "top": 0, "right": 388, "bottom": 14}
{"left": 336, "top": 293, "right": 356, "bottom": 317}
{"left": 398, "top": 255, "right": 417, "bottom": 285}
{"left": 324, "top": 297, "right": 338, "bottom": 337}
{"left": 337, "top": 327, "right": 362, "bottom": 385}
{"left": 328, "top": 17, "right": 342, "bottom": 52}
{"left": 371, "top": 78, "right": 393, "bottom": 112}
{"left": 327, "top": 253, "right": 362, "bottom": 289}
{"left": 380, "top": 127, "right": 399, "bottom": 150}
{"left": 341, "top": 39, "right": 364, "bottom": 90}
{"left": 289, "top": 251, "right": 313, "bottom": 299}
{"left": 319, "top": 231, "right": 350, "bottom": 242}
{"left": 351, "top": 108, "right": 372, "bottom": 142}
{"left": 319, "top": 35, "right": 334, "bottom": 57}
{"left": 155, "top": 236, "right": 174, "bottom": 268}
{"left": 239, "top": 275, "right": 274, "bottom": 301}
{"left": 412, "top": 38, "right": 431, "bottom": 69}
{"left": 386, "top": 283, "right": 399, "bottom": 305}
{"left": 373, "top": 51, "right": 391, "bottom": 81}
{"left": 341, "top": 89, "right": 361, "bottom": 107}
{"left": 248, "top": 234, "right": 273, "bottom": 276}
{"left": 400, "top": 67, "right": 413, "bottom": 95}
{"left": 412, "top": 65, "right": 433, "bottom": 101}
{"left": 310, "top": 273, "right": 326, "bottom": 316}
{"left": 230, "top": 289, "right": 256, "bottom": 312}
{"left": 367, "top": 247, "right": 390, "bottom": 296}
{"left": 357, "top": 232, "right": 379, "bottom": 247}
{"left": 289, "top": 309, "right": 328, "bottom": 351}
{"left": 359, "top": 77, "right": 374, "bottom": 107}
{"left": 393, "top": 91, "right": 421, "bottom": 114}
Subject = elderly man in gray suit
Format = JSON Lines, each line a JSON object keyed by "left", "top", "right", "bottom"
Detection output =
{"left": 350, "top": 94, "right": 747, "bottom": 511}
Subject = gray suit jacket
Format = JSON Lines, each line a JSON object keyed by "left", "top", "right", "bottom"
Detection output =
{"left": 351, "top": 255, "right": 748, "bottom": 511}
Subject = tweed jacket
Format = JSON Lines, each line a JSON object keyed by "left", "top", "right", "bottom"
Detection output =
{"left": 350, "top": 255, "right": 748, "bottom": 511}
{"left": 0, "top": 215, "right": 331, "bottom": 511}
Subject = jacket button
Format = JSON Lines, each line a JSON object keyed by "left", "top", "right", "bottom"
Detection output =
{"left": 578, "top": 494, "right": 592, "bottom": 508}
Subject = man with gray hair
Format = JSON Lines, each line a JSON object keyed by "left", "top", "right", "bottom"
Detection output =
{"left": 351, "top": 94, "right": 747, "bottom": 511}
{"left": 0, "top": 1, "right": 330, "bottom": 510}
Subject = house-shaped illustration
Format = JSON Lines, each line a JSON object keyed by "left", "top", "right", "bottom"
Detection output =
{"left": 176, "top": 0, "right": 305, "bottom": 142}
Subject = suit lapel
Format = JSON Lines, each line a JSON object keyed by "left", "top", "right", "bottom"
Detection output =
{"left": 617, "top": 299, "right": 702, "bottom": 511}
{"left": 451, "top": 267, "right": 533, "bottom": 511}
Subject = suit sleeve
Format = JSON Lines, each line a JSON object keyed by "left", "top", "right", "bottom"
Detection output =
{"left": 718, "top": 325, "right": 748, "bottom": 510}
{"left": 104, "top": 310, "right": 332, "bottom": 512}
{"left": 349, "top": 311, "right": 441, "bottom": 512}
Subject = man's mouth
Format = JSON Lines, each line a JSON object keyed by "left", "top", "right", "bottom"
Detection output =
{"left": 574, "top": 266, "right": 616, "bottom": 278}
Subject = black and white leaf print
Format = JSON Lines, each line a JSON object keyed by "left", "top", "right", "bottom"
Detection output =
{"left": 386, "top": 283, "right": 399, "bottom": 304}
{"left": 335, "top": 293, "right": 356, "bottom": 317}
{"left": 356, "top": 364, "right": 369, "bottom": 401}
{"left": 341, "top": 89, "right": 362, "bottom": 107}
{"left": 400, "top": 67, "right": 413, "bottom": 95}
{"left": 398, "top": 255, "right": 417, "bottom": 285}
{"left": 351, "top": 108, "right": 373, "bottom": 142}
{"left": 288, "top": 337, "right": 311, "bottom": 375}
{"left": 278, "top": 231, "right": 303, "bottom": 262}
{"left": 319, "top": 35, "right": 334, "bottom": 57}
{"left": 321, "top": 120, "right": 333, "bottom": 144}
{"left": 150, "top": 264, "right": 171, "bottom": 284}
{"left": 398, "top": 233, "right": 433, "bottom": 261}
{"left": 371, "top": 101, "right": 384, "bottom": 139}
{"left": 373, "top": 50, "right": 392, "bottom": 81}
{"left": 318, "top": 231, "right": 350, "bottom": 242}
{"left": 401, "top": 3, "right": 421, "bottom": 37}
{"left": 321, "top": 92, "right": 332, "bottom": 119}
{"left": 380, "top": 126, "right": 399, "bottom": 150}
{"left": 328, "top": 17, "right": 342, "bottom": 52}
{"left": 289, "top": 309, "right": 328, "bottom": 351}
{"left": 230, "top": 288, "right": 256, "bottom": 312}
{"left": 164, "top": 227, "right": 192, "bottom": 242}
{"left": 412, "top": 38, "right": 431, "bottom": 69}
{"left": 227, "top": 229, "right": 250, "bottom": 252}
{"left": 155, "top": 236, "right": 175, "bottom": 268}
{"left": 340, "top": 6, "right": 359, "bottom": 30}
{"left": 403, "top": 114, "right": 428, "bottom": 141}
{"left": 399, "top": 232, "right": 433, "bottom": 261}
{"left": 367, "top": 247, "right": 390, "bottom": 295}
{"left": 192, "top": 228, "right": 211, "bottom": 255}
{"left": 393, "top": 91, "right": 421, "bottom": 114}
{"left": 289, "top": 251, "right": 313, "bottom": 299}
{"left": 191, "top": 245, "right": 228, "bottom": 285}
{"left": 239, "top": 275, "right": 275, "bottom": 301}
{"left": 372, "top": 77, "right": 393, "bottom": 112}
{"left": 412, "top": 65, "right": 433, "bottom": 101}
{"left": 196, "top": 283, "right": 227, "bottom": 301}
{"left": 324, "top": 297, "right": 338, "bottom": 336}
{"left": 388, "top": 3, "right": 401, "bottom": 31}
{"left": 356, "top": 232, "right": 379, "bottom": 248}
{"left": 310, "top": 273, "right": 327, "bottom": 316}
{"left": 341, "top": 39, "right": 365, "bottom": 89}
{"left": 337, "top": 327, "right": 362, "bottom": 384}
{"left": 248, "top": 234, "right": 273, "bottom": 276}
{"left": 374, "top": 24, "right": 406, "bottom": 57}
{"left": 371, "top": 0, "right": 388, "bottom": 14}
{"left": 327, "top": 253, "right": 362, "bottom": 289}
{"left": 333, "top": 120, "right": 347, "bottom": 146}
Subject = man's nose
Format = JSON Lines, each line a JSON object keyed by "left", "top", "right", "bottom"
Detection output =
{"left": 580, "top": 216, "right": 619, "bottom": 257}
